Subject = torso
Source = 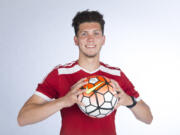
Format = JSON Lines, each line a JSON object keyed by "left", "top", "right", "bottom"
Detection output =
{"left": 36, "top": 60, "right": 139, "bottom": 135}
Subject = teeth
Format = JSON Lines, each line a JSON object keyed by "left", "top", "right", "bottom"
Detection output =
{"left": 86, "top": 45, "right": 96, "bottom": 48}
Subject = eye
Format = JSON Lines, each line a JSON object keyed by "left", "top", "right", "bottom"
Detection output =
{"left": 80, "top": 32, "right": 87, "bottom": 37}
{"left": 94, "top": 31, "right": 101, "bottom": 36}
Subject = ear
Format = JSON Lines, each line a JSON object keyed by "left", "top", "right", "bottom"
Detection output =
{"left": 74, "top": 36, "right": 79, "bottom": 46}
{"left": 102, "top": 35, "right": 106, "bottom": 46}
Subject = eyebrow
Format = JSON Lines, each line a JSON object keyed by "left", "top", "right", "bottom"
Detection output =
{"left": 79, "top": 29, "right": 101, "bottom": 33}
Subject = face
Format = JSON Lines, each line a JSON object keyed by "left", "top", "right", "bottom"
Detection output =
{"left": 74, "top": 22, "right": 105, "bottom": 58}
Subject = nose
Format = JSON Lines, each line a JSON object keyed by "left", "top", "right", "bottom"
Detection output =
{"left": 87, "top": 34, "right": 94, "bottom": 42}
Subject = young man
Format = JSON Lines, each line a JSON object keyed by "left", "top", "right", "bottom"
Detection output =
{"left": 17, "top": 10, "right": 153, "bottom": 135}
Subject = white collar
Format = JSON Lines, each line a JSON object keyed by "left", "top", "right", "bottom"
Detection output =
{"left": 76, "top": 64, "right": 101, "bottom": 74}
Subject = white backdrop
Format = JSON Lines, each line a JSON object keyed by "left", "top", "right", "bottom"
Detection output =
{"left": 1, "top": 0, "right": 180, "bottom": 135}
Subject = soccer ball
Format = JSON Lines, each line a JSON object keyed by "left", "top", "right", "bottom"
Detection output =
{"left": 77, "top": 75, "right": 118, "bottom": 118}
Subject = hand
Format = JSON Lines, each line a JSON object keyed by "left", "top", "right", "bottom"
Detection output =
{"left": 61, "top": 78, "right": 87, "bottom": 108}
{"left": 111, "top": 79, "right": 133, "bottom": 109}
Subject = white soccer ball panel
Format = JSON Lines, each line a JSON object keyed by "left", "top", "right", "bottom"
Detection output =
{"left": 89, "top": 109, "right": 100, "bottom": 117}
{"left": 86, "top": 105, "right": 97, "bottom": 113}
{"left": 89, "top": 77, "right": 98, "bottom": 84}
{"left": 101, "top": 102, "right": 112, "bottom": 109}
{"left": 79, "top": 105, "right": 86, "bottom": 112}
{"left": 96, "top": 114, "right": 106, "bottom": 118}
{"left": 104, "top": 92, "right": 113, "bottom": 102}
{"left": 112, "top": 96, "right": 118, "bottom": 106}
{"left": 99, "top": 109, "right": 112, "bottom": 115}
{"left": 82, "top": 97, "right": 90, "bottom": 106}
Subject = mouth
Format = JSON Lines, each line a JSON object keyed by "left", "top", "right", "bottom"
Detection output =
{"left": 85, "top": 45, "right": 96, "bottom": 48}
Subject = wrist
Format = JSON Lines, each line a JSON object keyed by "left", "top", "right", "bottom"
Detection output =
{"left": 56, "top": 97, "right": 67, "bottom": 109}
{"left": 126, "top": 96, "right": 137, "bottom": 108}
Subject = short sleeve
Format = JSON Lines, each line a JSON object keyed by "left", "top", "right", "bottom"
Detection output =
{"left": 34, "top": 68, "right": 59, "bottom": 100}
{"left": 120, "top": 71, "right": 141, "bottom": 101}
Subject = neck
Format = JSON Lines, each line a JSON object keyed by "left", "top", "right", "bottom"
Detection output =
{"left": 78, "top": 56, "right": 100, "bottom": 72}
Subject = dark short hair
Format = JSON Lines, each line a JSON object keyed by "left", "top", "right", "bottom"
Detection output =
{"left": 72, "top": 10, "right": 105, "bottom": 36}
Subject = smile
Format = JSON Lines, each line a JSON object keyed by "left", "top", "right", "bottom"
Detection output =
{"left": 86, "top": 45, "right": 96, "bottom": 48}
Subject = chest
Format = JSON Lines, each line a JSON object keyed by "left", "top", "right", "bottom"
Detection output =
{"left": 56, "top": 70, "right": 122, "bottom": 98}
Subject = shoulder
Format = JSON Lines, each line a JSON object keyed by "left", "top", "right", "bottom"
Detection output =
{"left": 53, "top": 61, "right": 79, "bottom": 75}
{"left": 100, "top": 62, "right": 122, "bottom": 76}
{"left": 54, "top": 61, "right": 77, "bottom": 69}
{"left": 100, "top": 62, "right": 121, "bottom": 71}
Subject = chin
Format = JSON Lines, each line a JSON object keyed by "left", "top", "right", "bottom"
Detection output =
{"left": 84, "top": 53, "right": 98, "bottom": 58}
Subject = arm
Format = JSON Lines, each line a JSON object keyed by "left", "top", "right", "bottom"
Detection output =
{"left": 17, "top": 95, "right": 66, "bottom": 126}
{"left": 17, "top": 78, "right": 87, "bottom": 126}
{"left": 130, "top": 100, "right": 153, "bottom": 124}
{"left": 111, "top": 79, "right": 153, "bottom": 124}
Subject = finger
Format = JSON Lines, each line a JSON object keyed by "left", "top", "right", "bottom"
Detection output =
{"left": 75, "top": 89, "right": 86, "bottom": 96}
{"left": 72, "top": 77, "right": 88, "bottom": 89}
{"left": 72, "top": 81, "right": 88, "bottom": 93}
{"left": 114, "top": 94, "right": 121, "bottom": 101}
{"left": 114, "top": 94, "right": 119, "bottom": 99}
{"left": 76, "top": 100, "right": 85, "bottom": 106}
{"left": 117, "top": 92, "right": 124, "bottom": 98}
{"left": 76, "top": 81, "right": 88, "bottom": 89}
{"left": 111, "top": 79, "right": 120, "bottom": 89}
{"left": 115, "top": 104, "right": 120, "bottom": 110}
{"left": 111, "top": 79, "right": 123, "bottom": 93}
{"left": 115, "top": 88, "right": 121, "bottom": 93}
{"left": 76, "top": 77, "right": 88, "bottom": 84}
{"left": 115, "top": 101, "right": 122, "bottom": 109}
{"left": 114, "top": 103, "right": 119, "bottom": 110}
